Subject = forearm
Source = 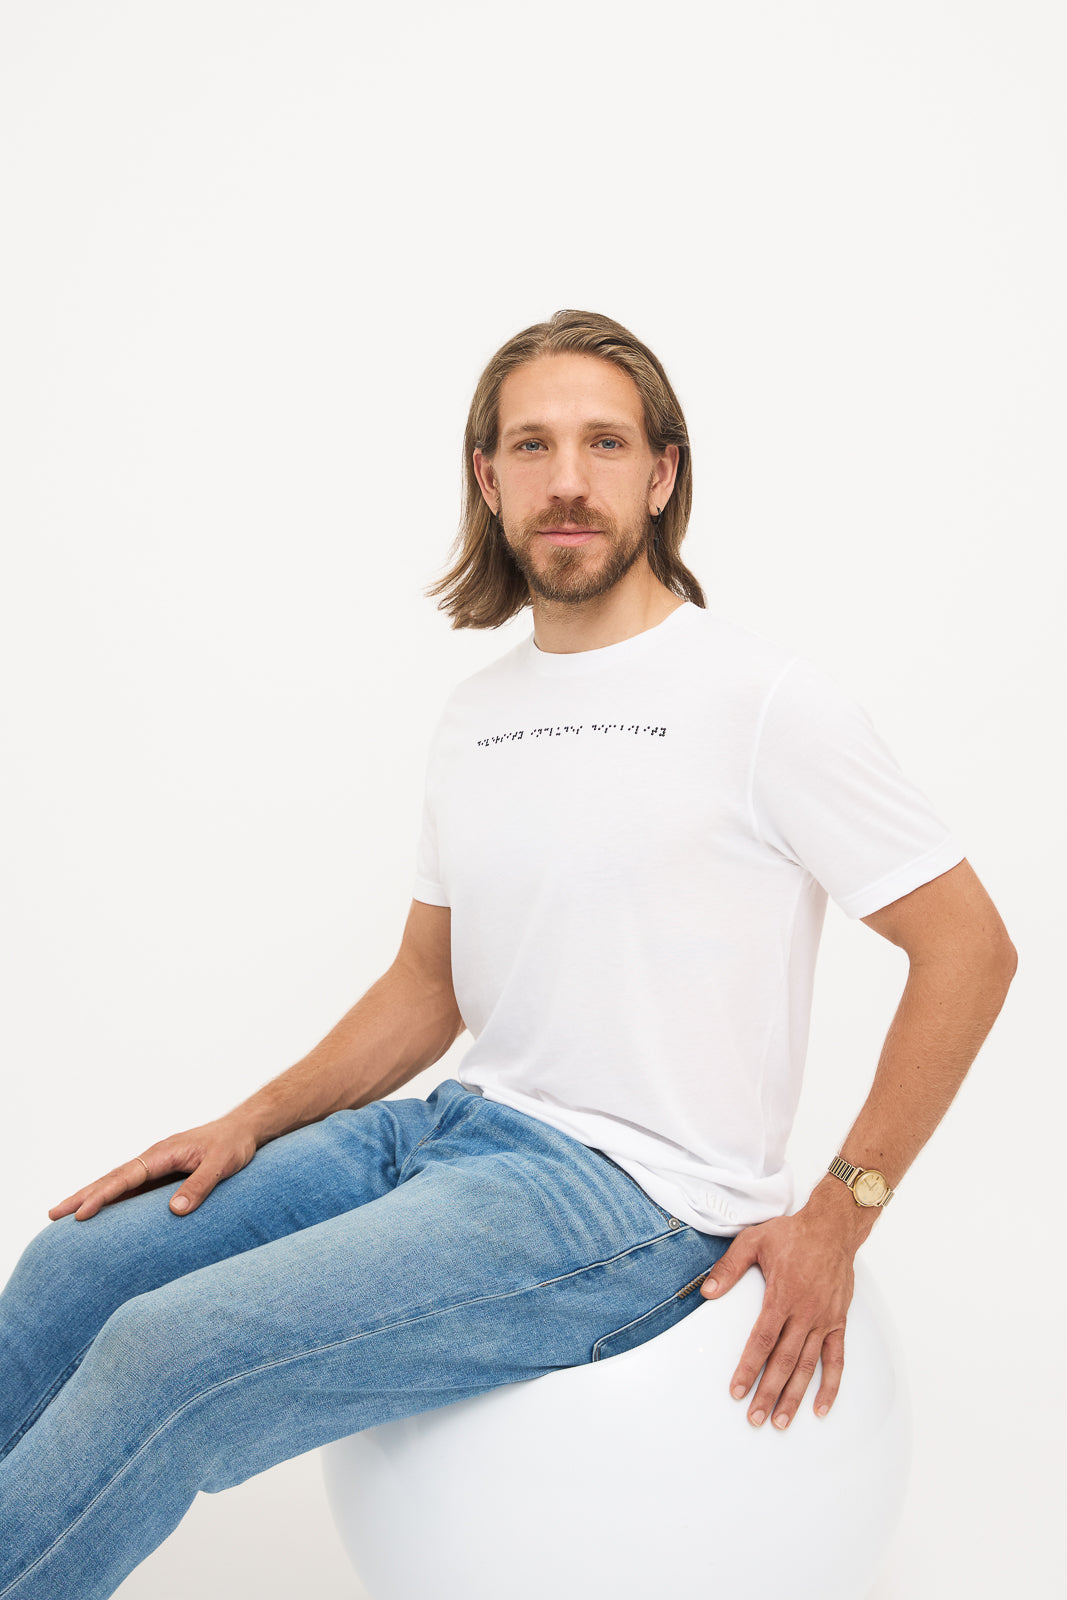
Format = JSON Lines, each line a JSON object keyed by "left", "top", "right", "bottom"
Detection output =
{"left": 805, "top": 949, "right": 1017, "bottom": 1244}
{"left": 226, "top": 964, "right": 466, "bottom": 1148}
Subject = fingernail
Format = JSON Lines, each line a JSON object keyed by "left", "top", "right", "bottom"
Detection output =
{"left": 774, "top": 1413, "right": 790, "bottom": 1429}
{"left": 749, "top": 1410, "right": 765, "bottom": 1427}
{"left": 732, "top": 1384, "right": 747, "bottom": 1400}
{"left": 171, "top": 1196, "right": 189, "bottom": 1212}
{"left": 816, "top": 1404, "right": 830, "bottom": 1417}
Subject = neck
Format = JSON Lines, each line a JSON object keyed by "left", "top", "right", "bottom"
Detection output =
{"left": 530, "top": 583, "right": 685, "bottom": 657}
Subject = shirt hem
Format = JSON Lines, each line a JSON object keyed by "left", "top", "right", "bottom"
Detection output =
{"left": 412, "top": 876, "right": 450, "bottom": 907}
{"left": 838, "top": 836, "right": 967, "bottom": 920}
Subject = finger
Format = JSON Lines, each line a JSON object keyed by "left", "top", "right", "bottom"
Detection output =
{"left": 699, "top": 1227, "right": 762, "bottom": 1298}
{"left": 49, "top": 1156, "right": 151, "bottom": 1219}
{"left": 169, "top": 1152, "right": 235, "bottom": 1214}
{"left": 764, "top": 1328, "right": 826, "bottom": 1430}
{"left": 742, "top": 1317, "right": 812, "bottom": 1427}
{"left": 729, "top": 1306, "right": 787, "bottom": 1405}
{"left": 812, "top": 1326, "right": 845, "bottom": 1417}
{"left": 48, "top": 1188, "right": 96, "bottom": 1220}
{"left": 68, "top": 1160, "right": 154, "bottom": 1222}
{"left": 48, "top": 1179, "right": 121, "bottom": 1222}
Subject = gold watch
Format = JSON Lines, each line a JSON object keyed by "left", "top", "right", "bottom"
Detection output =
{"left": 827, "top": 1154, "right": 895, "bottom": 1208}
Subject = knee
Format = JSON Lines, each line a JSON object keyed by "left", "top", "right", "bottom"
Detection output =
{"left": 3, "top": 1201, "right": 167, "bottom": 1333}
{"left": 2, "top": 1215, "right": 89, "bottom": 1310}
{"left": 71, "top": 1289, "right": 194, "bottom": 1421}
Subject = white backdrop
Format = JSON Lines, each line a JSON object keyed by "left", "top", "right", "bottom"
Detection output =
{"left": 1, "top": 3, "right": 1062, "bottom": 1596}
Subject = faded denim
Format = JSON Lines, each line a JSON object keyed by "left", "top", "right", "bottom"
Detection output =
{"left": 0, "top": 1078, "right": 730, "bottom": 1598}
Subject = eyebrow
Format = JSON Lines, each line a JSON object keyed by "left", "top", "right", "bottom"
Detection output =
{"left": 500, "top": 418, "right": 640, "bottom": 443}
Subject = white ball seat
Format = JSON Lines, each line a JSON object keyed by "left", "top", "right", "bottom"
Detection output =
{"left": 322, "top": 1256, "right": 912, "bottom": 1600}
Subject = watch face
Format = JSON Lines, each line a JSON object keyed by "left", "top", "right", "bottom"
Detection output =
{"left": 853, "top": 1169, "right": 889, "bottom": 1206}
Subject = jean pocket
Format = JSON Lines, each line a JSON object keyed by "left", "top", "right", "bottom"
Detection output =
{"left": 591, "top": 1269, "right": 713, "bottom": 1363}
{"left": 587, "top": 1148, "right": 676, "bottom": 1228}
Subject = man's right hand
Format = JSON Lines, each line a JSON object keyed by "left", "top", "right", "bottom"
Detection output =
{"left": 47, "top": 1117, "right": 259, "bottom": 1222}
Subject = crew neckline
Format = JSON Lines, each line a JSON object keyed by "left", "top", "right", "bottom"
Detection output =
{"left": 523, "top": 599, "right": 697, "bottom": 676}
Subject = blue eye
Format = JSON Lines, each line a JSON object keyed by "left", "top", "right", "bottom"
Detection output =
{"left": 516, "top": 438, "right": 621, "bottom": 452}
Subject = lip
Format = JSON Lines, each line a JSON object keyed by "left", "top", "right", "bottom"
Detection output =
{"left": 539, "top": 528, "right": 600, "bottom": 545}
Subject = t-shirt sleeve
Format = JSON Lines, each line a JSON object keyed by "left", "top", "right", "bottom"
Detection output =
{"left": 748, "top": 656, "right": 967, "bottom": 920}
{"left": 411, "top": 720, "right": 450, "bottom": 908}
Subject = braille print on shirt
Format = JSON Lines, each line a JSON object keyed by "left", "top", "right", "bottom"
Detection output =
{"left": 475, "top": 723, "right": 668, "bottom": 747}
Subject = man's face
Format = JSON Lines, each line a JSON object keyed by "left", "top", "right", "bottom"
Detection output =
{"left": 473, "top": 353, "right": 677, "bottom": 606}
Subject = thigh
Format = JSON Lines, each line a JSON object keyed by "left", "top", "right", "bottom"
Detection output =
{"left": 0, "top": 1079, "right": 469, "bottom": 1452}
{"left": 0, "top": 1101, "right": 727, "bottom": 1600}
{"left": 55, "top": 1090, "right": 731, "bottom": 1490}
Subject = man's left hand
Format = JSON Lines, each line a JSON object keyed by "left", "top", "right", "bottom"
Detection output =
{"left": 698, "top": 1197, "right": 864, "bottom": 1430}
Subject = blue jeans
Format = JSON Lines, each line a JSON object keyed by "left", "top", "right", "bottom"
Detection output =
{"left": 0, "top": 1079, "right": 730, "bottom": 1598}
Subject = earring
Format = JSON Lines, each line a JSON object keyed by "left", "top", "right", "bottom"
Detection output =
{"left": 650, "top": 506, "right": 662, "bottom": 558}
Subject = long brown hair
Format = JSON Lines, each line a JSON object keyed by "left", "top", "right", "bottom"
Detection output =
{"left": 424, "top": 309, "right": 706, "bottom": 629}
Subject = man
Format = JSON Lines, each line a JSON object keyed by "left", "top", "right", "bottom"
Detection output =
{"left": 0, "top": 310, "right": 1016, "bottom": 1597}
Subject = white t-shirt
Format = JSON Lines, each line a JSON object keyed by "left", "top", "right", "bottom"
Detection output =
{"left": 411, "top": 599, "right": 966, "bottom": 1236}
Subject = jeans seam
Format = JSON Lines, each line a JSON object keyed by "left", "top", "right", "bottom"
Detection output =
{"left": 0, "top": 1228, "right": 680, "bottom": 1598}
{"left": 0, "top": 1339, "right": 96, "bottom": 1463}
{"left": 592, "top": 1291, "right": 685, "bottom": 1362}
{"left": 396, "top": 1096, "right": 482, "bottom": 1184}
{"left": 591, "top": 1266, "right": 710, "bottom": 1361}
{"left": 588, "top": 1148, "right": 674, "bottom": 1224}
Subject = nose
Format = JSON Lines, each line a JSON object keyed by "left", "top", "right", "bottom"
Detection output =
{"left": 544, "top": 442, "right": 593, "bottom": 507}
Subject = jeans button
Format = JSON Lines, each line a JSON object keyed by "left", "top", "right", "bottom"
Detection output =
{"left": 668, "top": 1217, "right": 683, "bottom": 1229}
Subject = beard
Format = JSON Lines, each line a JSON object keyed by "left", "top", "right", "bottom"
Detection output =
{"left": 498, "top": 503, "right": 655, "bottom": 606}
